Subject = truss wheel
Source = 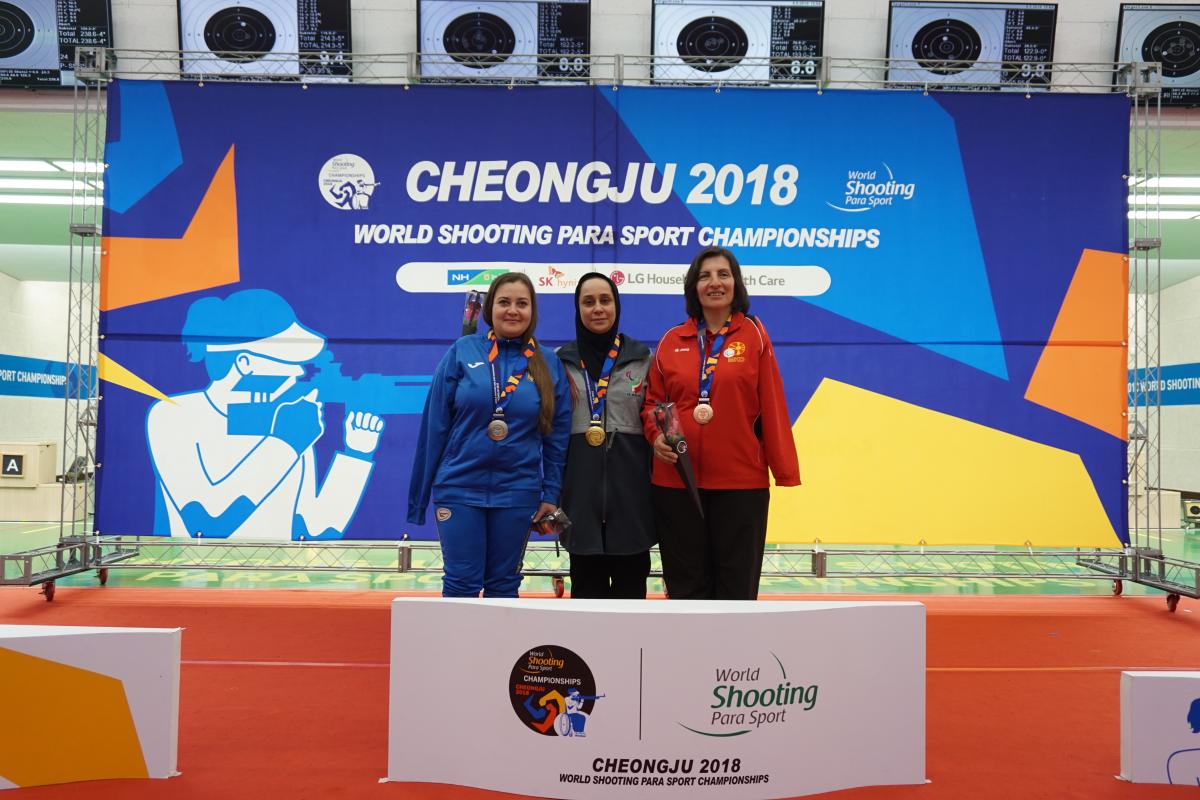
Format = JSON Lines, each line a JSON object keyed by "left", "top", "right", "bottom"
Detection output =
{"left": 98, "top": 568, "right": 108, "bottom": 586}
{"left": 41, "top": 581, "right": 55, "bottom": 602}
{"left": 1167, "top": 593, "right": 1180, "bottom": 613}
{"left": 553, "top": 576, "right": 565, "bottom": 598}
{"left": 1112, "top": 580, "right": 1123, "bottom": 597}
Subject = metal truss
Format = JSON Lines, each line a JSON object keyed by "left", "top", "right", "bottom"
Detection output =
{"left": 58, "top": 49, "right": 106, "bottom": 547}
{"left": 82, "top": 49, "right": 1153, "bottom": 94}
{"left": 5, "top": 50, "right": 1189, "bottom": 608}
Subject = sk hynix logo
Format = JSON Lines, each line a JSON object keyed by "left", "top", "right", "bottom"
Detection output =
{"left": 319, "top": 154, "right": 379, "bottom": 211}
{"left": 827, "top": 162, "right": 916, "bottom": 213}
{"left": 510, "top": 645, "right": 605, "bottom": 738}
{"left": 679, "top": 652, "right": 819, "bottom": 737}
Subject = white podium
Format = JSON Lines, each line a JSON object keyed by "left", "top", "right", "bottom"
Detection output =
{"left": 0, "top": 625, "right": 181, "bottom": 789}
{"left": 387, "top": 599, "right": 925, "bottom": 799}
{"left": 1121, "top": 671, "right": 1200, "bottom": 785}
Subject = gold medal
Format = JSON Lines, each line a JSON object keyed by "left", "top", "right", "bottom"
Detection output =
{"left": 585, "top": 425, "right": 605, "bottom": 447}
{"left": 693, "top": 403, "right": 714, "bottom": 425}
{"left": 487, "top": 418, "right": 509, "bottom": 441}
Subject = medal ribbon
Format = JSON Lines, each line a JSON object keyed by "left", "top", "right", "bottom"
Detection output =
{"left": 696, "top": 316, "right": 731, "bottom": 405}
{"left": 581, "top": 333, "right": 622, "bottom": 424}
{"left": 487, "top": 331, "right": 537, "bottom": 417}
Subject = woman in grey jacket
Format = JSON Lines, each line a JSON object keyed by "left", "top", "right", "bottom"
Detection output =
{"left": 557, "top": 273, "right": 656, "bottom": 598}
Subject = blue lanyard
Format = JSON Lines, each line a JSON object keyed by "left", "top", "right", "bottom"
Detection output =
{"left": 697, "top": 317, "right": 731, "bottom": 404}
{"left": 581, "top": 334, "right": 622, "bottom": 423}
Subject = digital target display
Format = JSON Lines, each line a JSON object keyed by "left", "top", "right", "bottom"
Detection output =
{"left": 887, "top": 2, "right": 1057, "bottom": 90}
{"left": 419, "top": 0, "right": 591, "bottom": 83}
{"left": 0, "top": 0, "right": 112, "bottom": 87}
{"left": 1118, "top": 4, "right": 1200, "bottom": 106}
{"left": 178, "top": 0, "right": 352, "bottom": 80}
{"left": 652, "top": 0, "right": 824, "bottom": 84}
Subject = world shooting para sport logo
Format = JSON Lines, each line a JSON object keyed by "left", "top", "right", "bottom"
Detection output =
{"left": 509, "top": 645, "right": 606, "bottom": 738}
{"left": 826, "top": 162, "right": 916, "bottom": 213}
{"left": 678, "top": 652, "right": 819, "bottom": 737}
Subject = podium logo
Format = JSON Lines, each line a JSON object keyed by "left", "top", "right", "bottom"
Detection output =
{"left": 679, "top": 652, "right": 819, "bottom": 737}
{"left": 509, "top": 645, "right": 605, "bottom": 738}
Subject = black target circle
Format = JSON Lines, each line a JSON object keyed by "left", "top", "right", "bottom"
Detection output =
{"left": 676, "top": 16, "right": 749, "bottom": 73}
{"left": 442, "top": 12, "right": 516, "bottom": 68}
{"left": 911, "top": 18, "right": 982, "bottom": 75}
{"left": 203, "top": 7, "right": 276, "bottom": 62}
{"left": 0, "top": 2, "right": 35, "bottom": 60}
{"left": 1142, "top": 21, "right": 1200, "bottom": 79}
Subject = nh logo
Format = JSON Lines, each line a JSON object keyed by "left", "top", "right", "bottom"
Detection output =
{"left": 2, "top": 454, "right": 23, "bottom": 477}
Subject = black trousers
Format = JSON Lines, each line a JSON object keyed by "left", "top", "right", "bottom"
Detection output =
{"left": 652, "top": 486, "right": 771, "bottom": 600}
{"left": 569, "top": 551, "right": 652, "bottom": 599}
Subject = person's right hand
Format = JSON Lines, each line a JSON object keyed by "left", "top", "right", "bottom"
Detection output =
{"left": 271, "top": 390, "right": 324, "bottom": 455}
{"left": 653, "top": 434, "right": 678, "bottom": 465}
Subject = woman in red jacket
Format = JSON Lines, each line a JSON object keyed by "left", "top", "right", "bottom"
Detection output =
{"left": 643, "top": 246, "right": 801, "bottom": 600}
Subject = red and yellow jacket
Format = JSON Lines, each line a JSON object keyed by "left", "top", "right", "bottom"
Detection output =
{"left": 641, "top": 312, "right": 801, "bottom": 490}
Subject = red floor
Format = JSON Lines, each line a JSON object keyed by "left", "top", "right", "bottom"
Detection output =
{"left": 1, "top": 589, "right": 1198, "bottom": 799}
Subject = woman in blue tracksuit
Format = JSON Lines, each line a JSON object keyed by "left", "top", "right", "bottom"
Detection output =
{"left": 408, "top": 272, "right": 571, "bottom": 597}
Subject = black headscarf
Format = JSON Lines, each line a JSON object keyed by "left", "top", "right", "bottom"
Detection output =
{"left": 574, "top": 272, "right": 621, "bottom": 381}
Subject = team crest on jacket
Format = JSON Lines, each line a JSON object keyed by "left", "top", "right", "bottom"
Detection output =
{"left": 724, "top": 342, "right": 747, "bottom": 362}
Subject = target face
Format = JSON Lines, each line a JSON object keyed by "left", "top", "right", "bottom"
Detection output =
{"left": 442, "top": 11, "right": 516, "bottom": 67}
{"left": 676, "top": 15, "right": 750, "bottom": 72}
{"left": 419, "top": 1, "right": 537, "bottom": 79}
{"left": 203, "top": 6, "right": 276, "bottom": 61}
{"left": 1142, "top": 21, "right": 1200, "bottom": 79}
{"left": 179, "top": 0, "right": 298, "bottom": 76}
{"left": 0, "top": 0, "right": 57, "bottom": 71}
{"left": 1118, "top": 4, "right": 1200, "bottom": 99}
{"left": 653, "top": 2, "right": 772, "bottom": 82}
{"left": 910, "top": 17, "right": 982, "bottom": 74}
{"left": 887, "top": 4, "right": 1006, "bottom": 86}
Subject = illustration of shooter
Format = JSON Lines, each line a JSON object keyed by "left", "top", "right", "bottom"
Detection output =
{"left": 146, "top": 289, "right": 424, "bottom": 540}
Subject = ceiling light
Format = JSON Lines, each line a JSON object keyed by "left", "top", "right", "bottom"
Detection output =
{"left": 0, "top": 160, "right": 60, "bottom": 173}
{"left": 1128, "top": 195, "right": 1200, "bottom": 205}
{"left": 1128, "top": 209, "right": 1200, "bottom": 220}
{"left": 0, "top": 178, "right": 100, "bottom": 191}
{"left": 0, "top": 195, "right": 102, "bottom": 206}
{"left": 51, "top": 161, "right": 105, "bottom": 174}
{"left": 1128, "top": 177, "right": 1200, "bottom": 189}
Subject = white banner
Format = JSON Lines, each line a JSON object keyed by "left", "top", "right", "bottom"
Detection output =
{"left": 1121, "top": 671, "right": 1200, "bottom": 785}
{"left": 387, "top": 599, "right": 925, "bottom": 799}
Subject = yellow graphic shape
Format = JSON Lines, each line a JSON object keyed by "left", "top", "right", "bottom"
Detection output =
{"left": 1025, "top": 249, "right": 1128, "bottom": 440}
{"left": 98, "top": 353, "right": 174, "bottom": 403}
{"left": 100, "top": 145, "right": 240, "bottom": 311}
{"left": 0, "top": 646, "right": 148, "bottom": 786}
{"left": 539, "top": 690, "right": 566, "bottom": 714}
{"left": 767, "top": 379, "right": 1121, "bottom": 547}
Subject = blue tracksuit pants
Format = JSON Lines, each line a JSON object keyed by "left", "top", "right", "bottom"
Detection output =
{"left": 435, "top": 504, "right": 537, "bottom": 597}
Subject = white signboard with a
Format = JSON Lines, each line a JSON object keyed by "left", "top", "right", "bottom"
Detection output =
{"left": 387, "top": 598, "right": 925, "bottom": 799}
{"left": 1121, "top": 671, "right": 1200, "bottom": 785}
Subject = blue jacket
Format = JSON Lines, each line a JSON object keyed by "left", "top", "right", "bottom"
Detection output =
{"left": 407, "top": 332, "right": 572, "bottom": 524}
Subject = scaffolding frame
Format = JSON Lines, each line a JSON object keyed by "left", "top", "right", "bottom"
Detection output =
{"left": 2, "top": 50, "right": 1189, "bottom": 607}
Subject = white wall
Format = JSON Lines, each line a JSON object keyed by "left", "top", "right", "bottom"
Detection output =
{"left": 1159, "top": 273, "right": 1200, "bottom": 493}
{"left": 0, "top": 272, "right": 72, "bottom": 472}
{"left": 108, "top": 0, "right": 1199, "bottom": 68}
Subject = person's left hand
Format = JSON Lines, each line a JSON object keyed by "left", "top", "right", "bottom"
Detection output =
{"left": 533, "top": 501, "right": 558, "bottom": 533}
{"left": 344, "top": 410, "right": 385, "bottom": 455}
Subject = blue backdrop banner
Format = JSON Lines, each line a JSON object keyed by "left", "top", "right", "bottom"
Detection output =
{"left": 96, "top": 81, "right": 1130, "bottom": 546}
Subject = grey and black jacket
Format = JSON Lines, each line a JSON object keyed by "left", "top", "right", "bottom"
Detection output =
{"left": 556, "top": 337, "right": 657, "bottom": 556}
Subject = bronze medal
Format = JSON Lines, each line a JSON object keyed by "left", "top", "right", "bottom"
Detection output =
{"left": 693, "top": 403, "right": 714, "bottom": 425}
{"left": 487, "top": 418, "right": 509, "bottom": 441}
{"left": 585, "top": 425, "right": 605, "bottom": 447}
